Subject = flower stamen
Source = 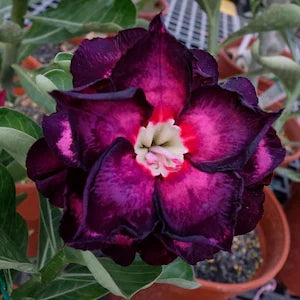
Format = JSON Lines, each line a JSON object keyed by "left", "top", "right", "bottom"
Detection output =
{"left": 134, "top": 120, "right": 188, "bottom": 177}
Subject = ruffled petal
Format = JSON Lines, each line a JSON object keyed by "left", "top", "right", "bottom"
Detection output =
{"left": 111, "top": 15, "right": 193, "bottom": 118}
{"left": 235, "top": 185, "right": 265, "bottom": 235}
{"left": 138, "top": 234, "right": 177, "bottom": 265}
{"left": 59, "top": 167, "right": 137, "bottom": 266}
{"left": 71, "top": 28, "right": 147, "bottom": 87}
{"left": 221, "top": 77, "right": 259, "bottom": 107}
{"left": 191, "top": 49, "right": 218, "bottom": 87}
{"left": 161, "top": 235, "right": 222, "bottom": 264}
{"left": 240, "top": 128, "right": 285, "bottom": 186}
{"left": 78, "top": 138, "right": 157, "bottom": 240}
{"left": 26, "top": 138, "right": 66, "bottom": 207}
{"left": 179, "top": 85, "right": 280, "bottom": 172}
{"left": 50, "top": 88, "right": 153, "bottom": 168}
{"left": 43, "top": 112, "right": 79, "bottom": 167}
{"left": 156, "top": 160, "right": 242, "bottom": 249}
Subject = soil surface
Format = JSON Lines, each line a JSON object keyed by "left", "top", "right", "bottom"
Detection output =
{"left": 194, "top": 230, "right": 263, "bottom": 283}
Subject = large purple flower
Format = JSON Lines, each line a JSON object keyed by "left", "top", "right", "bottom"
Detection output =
{"left": 26, "top": 16, "right": 285, "bottom": 266}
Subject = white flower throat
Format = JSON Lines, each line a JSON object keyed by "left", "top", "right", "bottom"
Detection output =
{"left": 134, "top": 120, "right": 188, "bottom": 177}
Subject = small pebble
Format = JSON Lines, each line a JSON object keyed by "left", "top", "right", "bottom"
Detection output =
{"left": 195, "top": 230, "right": 263, "bottom": 283}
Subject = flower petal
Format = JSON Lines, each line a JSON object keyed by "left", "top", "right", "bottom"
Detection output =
{"left": 191, "top": 49, "right": 218, "bottom": 87}
{"left": 138, "top": 234, "right": 177, "bottom": 265}
{"left": 26, "top": 138, "right": 66, "bottom": 207}
{"left": 79, "top": 138, "right": 157, "bottom": 240}
{"left": 161, "top": 235, "right": 221, "bottom": 264}
{"left": 71, "top": 28, "right": 147, "bottom": 87}
{"left": 111, "top": 15, "right": 193, "bottom": 118}
{"left": 59, "top": 168, "right": 137, "bottom": 266}
{"left": 235, "top": 185, "right": 265, "bottom": 235}
{"left": 179, "top": 85, "right": 280, "bottom": 172}
{"left": 156, "top": 160, "right": 242, "bottom": 249}
{"left": 240, "top": 128, "right": 285, "bottom": 186}
{"left": 43, "top": 112, "right": 79, "bottom": 167}
{"left": 50, "top": 88, "right": 153, "bottom": 168}
{"left": 221, "top": 77, "right": 259, "bottom": 107}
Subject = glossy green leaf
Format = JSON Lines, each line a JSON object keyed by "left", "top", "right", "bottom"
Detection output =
{"left": 276, "top": 167, "right": 300, "bottom": 182}
{"left": 219, "top": 4, "right": 300, "bottom": 50}
{"left": 65, "top": 249, "right": 124, "bottom": 297}
{"left": 0, "top": 127, "right": 35, "bottom": 168}
{"left": 36, "top": 266, "right": 108, "bottom": 300}
{"left": 37, "top": 69, "right": 73, "bottom": 91}
{"left": 37, "top": 195, "right": 63, "bottom": 270}
{"left": 12, "top": 64, "right": 56, "bottom": 114}
{"left": 158, "top": 258, "right": 200, "bottom": 289}
{"left": 23, "top": 0, "right": 136, "bottom": 45}
{"left": 0, "top": 230, "right": 34, "bottom": 273}
{"left": 0, "top": 107, "right": 42, "bottom": 139}
{"left": 0, "top": 166, "right": 33, "bottom": 273}
{"left": 53, "top": 52, "right": 73, "bottom": 72}
{"left": 65, "top": 249, "right": 163, "bottom": 298}
{"left": 0, "top": 108, "right": 41, "bottom": 180}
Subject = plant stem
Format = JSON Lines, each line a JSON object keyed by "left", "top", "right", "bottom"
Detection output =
{"left": 274, "top": 82, "right": 300, "bottom": 133}
{"left": 0, "top": 0, "right": 29, "bottom": 98}
{"left": 207, "top": 16, "right": 219, "bottom": 56}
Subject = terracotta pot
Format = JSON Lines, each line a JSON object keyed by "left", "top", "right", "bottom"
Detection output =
{"left": 15, "top": 183, "right": 39, "bottom": 257}
{"left": 13, "top": 56, "right": 42, "bottom": 96}
{"left": 276, "top": 118, "right": 300, "bottom": 295}
{"left": 137, "top": 0, "right": 169, "bottom": 21}
{"left": 110, "top": 187, "right": 290, "bottom": 300}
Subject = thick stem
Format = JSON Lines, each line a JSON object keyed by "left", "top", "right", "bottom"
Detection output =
{"left": 274, "top": 82, "right": 300, "bottom": 133}
{"left": 0, "top": 0, "right": 29, "bottom": 97}
{"left": 207, "top": 14, "right": 219, "bottom": 56}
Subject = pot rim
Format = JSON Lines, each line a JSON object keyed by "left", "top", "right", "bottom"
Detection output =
{"left": 196, "top": 186, "right": 290, "bottom": 291}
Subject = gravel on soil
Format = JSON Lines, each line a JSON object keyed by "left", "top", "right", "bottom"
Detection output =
{"left": 194, "top": 230, "right": 263, "bottom": 283}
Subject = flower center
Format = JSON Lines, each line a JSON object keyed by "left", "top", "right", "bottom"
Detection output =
{"left": 134, "top": 119, "right": 188, "bottom": 177}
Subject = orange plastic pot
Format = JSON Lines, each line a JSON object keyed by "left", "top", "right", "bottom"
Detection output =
{"left": 110, "top": 187, "right": 290, "bottom": 300}
{"left": 16, "top": 183, "right": 40, "bottom": 257}
{"left": 276, "top": 118, "right": 300, "bottom": 296}
{"left": 137, "top": 0, "right": 169, "bottom": 21}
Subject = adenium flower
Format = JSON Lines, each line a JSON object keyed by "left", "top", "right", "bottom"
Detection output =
{"left": 26, "top": 15, "right": 285, "bottom": 266}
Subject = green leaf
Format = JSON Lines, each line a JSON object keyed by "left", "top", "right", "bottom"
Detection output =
{"left": 0, "top": 107, "right": 42, "bottom": 139}
{"left": 276, "top": 167, "right": 300, "bottom": 182}
{"left": 53, "top": 52, "right": 73, "bottom": 72}
{"left": 6, "top": 160, "right": 28, "bottom": 182}
{"left": 0, "top": 108, "right": 41, "bottom": 180}
{"left": 37, "top": 195, "right": 63, "bottom": 270}
{"left": 37, "top": 69, "right": 73, "bottom": 91}
{"left": 219, "top": 4, "right": 300, "bottom": 50}
{"left": 35, "top": 279, "right": 108, "bottom": 300}
{"left": 23, "top": 0, "right": 136, "bottom": 45}
{"left": 0, "top": 230, "right": 35, "bottom": 273}
{"left": 158, "top": 258, "right": 200, "bottom": 289}
{"left": 36, "top": 266, "right": 108, "bottom": 300}
{"left": 0, "top": 127, "right": 35, "bottom": 168}
{"left": 65, "top": 249, "right": 163, "bottom": 298}
{"left": 0, "top": 166, "right": 33, "bottom": 272}
{"left": 16, "top": 192, "right": 28, "bottom": 206}
{"left": 65, "top": 249, "right": 124, "bottom": 297}
{"left": 12, "top": 64, "right": 56, "bottom": 114}
{"left": 252, "top": 40, "right": 300, "bottom": 91}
